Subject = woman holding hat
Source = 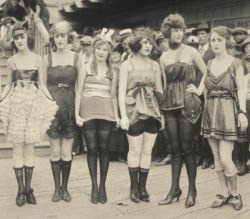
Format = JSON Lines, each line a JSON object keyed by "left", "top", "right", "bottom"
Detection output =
{"left": 75, "top": 31, "right": 119, "bottom": 204}
{"left": 0, "top": 23, "right": 57, "bottom": 207}
{"left": 158, "top": 13, "right": 207, "bottom": 208}
{"left": 43, "top": 21, "right": 83, "bottom": 203}
{"left": 119, "top": 27, "right": 164, "bottom": 203}
{"left": 201, "top": 26, "right": 247, "bottom": 210}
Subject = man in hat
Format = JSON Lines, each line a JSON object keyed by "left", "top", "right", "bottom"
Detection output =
{"left": 119, "top": 28, "right": 134, "bottom": 62}
{"left": 193, "top": 21, "right": 215, "bottom": 169}
{"left": 154, "top": 31, "right": 169, "bottom": 52}
{"left": 232, "top": 27, "right": 248, "bottom": 59}
{"left": 193, "top": 21, "right": 215, "bottom": 64}
{"left": 80, "top": 35, "right": 94, "bottom": 64}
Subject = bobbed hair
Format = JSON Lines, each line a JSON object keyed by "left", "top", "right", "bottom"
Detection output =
{"left": 11, "top": 23, "right": 34, "bottom": 52}
{"left": 129, "top": 27, "right": 154, "bottom": 54}
{"left": 49, "top": 21, "right": 74, "bottom": 50}
{"left": 161, "top": 13, "right": 186, "bottom": 38}
{"left": 210, "top": 26, "right": 232, "bottom": 49}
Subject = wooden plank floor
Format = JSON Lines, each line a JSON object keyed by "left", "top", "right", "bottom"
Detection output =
{"left": 0, "top": 155, "right": 250, "bottom": 219}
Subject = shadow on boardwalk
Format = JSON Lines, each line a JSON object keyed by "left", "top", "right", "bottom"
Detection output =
{"left": 0, "top": 155, "right": 250, "bottom": 219}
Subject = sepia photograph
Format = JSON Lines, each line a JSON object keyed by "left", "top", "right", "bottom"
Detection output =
{"left": 0, "top": 0, "right": 250, "bottom": 218}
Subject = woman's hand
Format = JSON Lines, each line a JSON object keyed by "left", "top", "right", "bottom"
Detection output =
{"left": 120, "top": 116, "right": 129, "bottom": 130}
{"left": 238, "top": 113, "right": 248, "bottom": 131}
{"left": 75, "top": 115, "right": 85, "bottom": 127}
{"left": 186, "top": 84, "right": 202, "bottom": 96}
{"left": 115, "top": 117, "right": 121, "bottom": 128}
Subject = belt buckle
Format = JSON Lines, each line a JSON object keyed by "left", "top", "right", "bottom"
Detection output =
{"left": 58, "top": 83, "right": 68, "bottom": 88}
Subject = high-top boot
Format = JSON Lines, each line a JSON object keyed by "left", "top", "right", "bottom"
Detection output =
{"left": 184, "top": 152, "right": 197, "bottom": 208}
{"left": 24, "top": 166, "right": 37, "bottom": 205}
{"left": 159, "top": 153, "right": 183, "bottom": 205}
{"left": 61, "top": 160, "right": 72, "bottom": 202}
{"left": 128, "top": 167, "right": 140, "bottom": 203}
{"left": 238, "top": 143, "right": 249, "bottom": 176}
{"left": 139, "top": 168, "right": 150, "bottom": 202}
{"left": 14, "top": 167, "right": 26, "bottom": 207}
{"left": 50, "top": 160, "right": 61, "bottom": 202}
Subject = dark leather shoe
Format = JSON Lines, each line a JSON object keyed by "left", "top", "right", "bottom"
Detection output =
{"left": 201, "top": 159, "right": 210, "bottom": 169}
{"left": 130, "top": 188, "right": 140, "bottom": 203}
{"left": 91, "top": 187, "right": 99, "bottom": 204}
{"left": 99, "top": 186, "right": 107, "bottom": 204}
{"left": 158, "top": 189, "right": 182, "bottom": 205}
{"left": 229, "top": 194, "right": 243, "bottom": 211}
{"left": 16, "top": 191, "right": 26, "bottom": 207}
{"left": 237, "top": 163, "right": 249, "bottom": 176}
{"left": 26, "top": 189, "right": 37, "bottom": 205}
{"left": 51, "top": 189, "right": 61, "bottom": 202}
{"left": 185, "top": 190, "right": 197, "bottom": 208}
{"left": 211, "top": 194, "right": 230, "bottom": 208}
{"left": 61, "top": 188, "right": 71, "bottom": 202}
{"left": 139, "top": 190, "right": 150, "bottom": 202}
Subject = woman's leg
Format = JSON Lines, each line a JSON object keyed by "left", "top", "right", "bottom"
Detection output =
{"left": 13, "top": 143, "right": 25, "bottom": 207}
{"left": 219, "top": 140, "right": 242, "bottom": 210}
{"left": 139, "top": 131, "right": 158, "bottom": 202}
{"left": 82, "top": 122, "right": 99, "bottom": 204}
{"left": 23, "top": 143, "right": 36, "bottom": 204}
{"left": 179, "top": 118, "right": 197, "bottom": 208}
{"left": 49, "top": 137, "right": 61, "bottom": 202}
{"left": 97, "top": 120, "right": 114, "bottom": 203}
{"left": 61, "top": 138, "right": 74, "bottom": 202}
{"left": 127, "top": 133, "right": 144, "bottom": 203}
{"left": 208, "top": 138, "right": 229, "bottom": 197}
{"left": 159, "top": 112, "right": 182, "bottom": 205}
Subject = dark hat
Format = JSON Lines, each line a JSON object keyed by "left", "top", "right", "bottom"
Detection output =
{"left": 2, "top": 16, "right": 13, "bottom": 25}
{"left": 242, "top": 36, "right": 250, "bottom": 49}
{"left": 119, "top": 29, "right": 133, "bottom": 40}
{"left": 192, "top": 21, "right": 210, "bottom": 35}
{"left": 80, "top": 36, "right": 94, "bottom": 45}
{"left": 232, "top": 27, "right": 248, "bottom": 35}
{"left": 154, "top": 31, "right": 165, "bottom": 42}
{"left": 112, "top": 43, "right": 124, "bottom": 55}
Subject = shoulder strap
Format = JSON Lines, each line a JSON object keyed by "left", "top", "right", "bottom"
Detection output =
{"left": 207, "top": 59, "right": 213, "bottom": 72}
{"left": 47, "top": 53, "right": 52, "bottom": 67}
{"left": 11, "top": 56, "right": 17, "bottom": 70}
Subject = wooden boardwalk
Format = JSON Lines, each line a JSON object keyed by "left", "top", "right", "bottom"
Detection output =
{"left": 0, "top": 155, "right": 250, "bottom": 219}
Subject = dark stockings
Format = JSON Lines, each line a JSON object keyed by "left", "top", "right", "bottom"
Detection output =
{"left": 165, "top": 111, "right": 197, "bottom": 199}
{"left": 83, "top": 120, "right": 113, "bottom": 203}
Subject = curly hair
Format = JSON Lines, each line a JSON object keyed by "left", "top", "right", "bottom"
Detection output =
{"left": 161, "top": 13, "right": 186, "bottom": 38}
{"left": 129, "top": 27, "right": 154, "bottom": 53}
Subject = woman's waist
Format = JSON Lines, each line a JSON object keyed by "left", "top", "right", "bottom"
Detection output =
{"left": 207, "top": 89, "right": 235, "bottom": 99}
{"left": 82, "top": 83, "right": 111, "bottom": 98}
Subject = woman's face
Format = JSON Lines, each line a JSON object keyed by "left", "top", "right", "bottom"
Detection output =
{"left": 13, "top": 33, "right": 28, "bottom": 51}
{"left": 138, "top": 38, "right": 153, "bottom": 57}
{"left": 95, "top": 43, "right": 109, "bottom": 62}
{"left": 111, "top": 51, "right": 122, "bottom": 63}
{"left": 54, "top": 32, "right": 68, "bottom": 50}
{"left": 244, "top": 43, "right": 250, "bottom": 54}
{"left": 210, "top": 32, "right": 227, "bottom": 54}
{"left": 170, "top": 28, "right": 184, "bottom": 43}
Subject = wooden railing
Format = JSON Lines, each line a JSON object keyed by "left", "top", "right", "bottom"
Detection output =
{"left": 30, "top": 12, "right": 50, "bottom": 57}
